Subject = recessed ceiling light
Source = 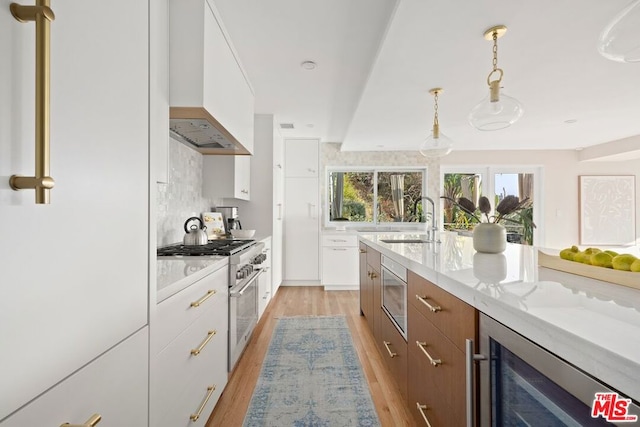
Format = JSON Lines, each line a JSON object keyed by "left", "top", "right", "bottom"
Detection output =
{"left": 564, "top": 119, "right": 578, "bottom": 124}
{"left": 301, "top": 60, "right": 317, "bottom": 70}
{"left": 279, "top": 123, "right": 294, "bottom": 129}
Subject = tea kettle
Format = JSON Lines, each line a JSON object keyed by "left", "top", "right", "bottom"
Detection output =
{"left": 183, "top": 216, "right": 208, "bottom": 246}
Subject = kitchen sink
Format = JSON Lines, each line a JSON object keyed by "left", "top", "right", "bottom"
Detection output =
{"left": 380, "top": 239, "right": 433, "bottom": 244}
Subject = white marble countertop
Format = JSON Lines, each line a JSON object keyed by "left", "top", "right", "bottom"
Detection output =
{"left": 359, "top": 232, "right": 640, "bottom": 401}
{"left": 156, "top": 256, "right": 228, "bottom": 303}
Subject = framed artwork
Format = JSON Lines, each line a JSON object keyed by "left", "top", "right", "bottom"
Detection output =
{"left": 579, "top": 175, "right": 636, "bottom": 245}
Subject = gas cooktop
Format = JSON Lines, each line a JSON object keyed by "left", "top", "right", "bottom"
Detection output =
{"left": 157, "top": 239, "right": 255, "bottom": 257}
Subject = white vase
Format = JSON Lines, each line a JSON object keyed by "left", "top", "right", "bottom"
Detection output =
{"left": 473, "top": 223, "right": 507, "bottom": 254}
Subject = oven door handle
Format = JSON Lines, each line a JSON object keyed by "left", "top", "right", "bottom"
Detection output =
{"left": 230, "top": 269, "right": 263, "bottom": 297}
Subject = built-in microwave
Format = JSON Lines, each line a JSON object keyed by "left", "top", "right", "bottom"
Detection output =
{"left": 381, "top": 255, "right": 408, "bottom": 340}
{"left": 467, "top": 313, "right": 640, "bottom": 426}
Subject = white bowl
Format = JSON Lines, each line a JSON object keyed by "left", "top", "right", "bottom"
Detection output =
{"left": 230, "top": 229, "right": 256, "bottom": 239}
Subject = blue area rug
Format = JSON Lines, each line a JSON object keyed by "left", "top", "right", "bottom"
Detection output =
{"left": 243, "top": 316, "right": 381, "bottom": 427}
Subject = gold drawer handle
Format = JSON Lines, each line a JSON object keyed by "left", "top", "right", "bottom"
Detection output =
{"left": 415, "top": 294, "right": 441, "bottom": 312}
{"left": 190, "top": 289, "right": 216, "bottom": 307}
{"left": 359, "top": 248, "right": 367, "bottom": 253}
{"left": 416, "top": 341, "right": 442, "bottom": 366}
{"left": 383, "top": 340, "right": 397, "bottom": 358}
{"left": 416, "top": 403, "right": 433, "bottom": 427}
{"left": 190, "top": 385, "right": 216, "bottom": 421}
{"left": 369, "top": 271, "right": 377, "bottom": 279}
{"left": 61, "top": 414, "right": 101, "bottom": 427}
{"left": 190, "top": 330, "right": 216, "bottom": 356}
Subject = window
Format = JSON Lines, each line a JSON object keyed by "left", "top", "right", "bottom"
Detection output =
{"left": 441, "top": 166, "right": 542, "bottom": 246}
{"left": 326, "top": 168, "right": 426, "bottom": 227}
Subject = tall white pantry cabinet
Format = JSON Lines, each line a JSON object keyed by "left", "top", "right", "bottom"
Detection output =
{"left": 0, "top": 1, "right": 150, "bottom": 425}
{"left": 283, "top": 139, "right": 320, "bottom": 283}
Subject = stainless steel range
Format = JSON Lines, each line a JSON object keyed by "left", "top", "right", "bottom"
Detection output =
{"left": 157, "top": 239, "right": 266, "bottom": 372}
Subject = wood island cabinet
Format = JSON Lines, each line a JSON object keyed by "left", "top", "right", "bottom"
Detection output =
{"left": 407, "top": 270, "right": 478, "bottom": 426}
{"left": 358, "top": 243, "right": 478, "bottom": 427}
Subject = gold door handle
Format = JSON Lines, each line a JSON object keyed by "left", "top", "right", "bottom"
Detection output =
{"left": 415, "top": 295, "right": 441, "bottom": 312}
{"left": 370, "top": 272, "right": 377, "bottom": 279}
{"left": 9, "top": 1, "right": 56, "bottom": 204}
{"left": 190, "top": 330, "right": 216, "bottom": 356}
{"left": 190, "top": 385, "right": 216, "bottom": 421}
{"left": 383, "top": 340, "right": 397, "bottom": 358}
{"left": 190, "top": 289, "right": 216, "bottom": 307}
{"left": 416, "top": 341, "right": 442, "bottom": 366}
{"left": 416, "top": 403, "right": 433, "bottom": 427}
{"left": 61, "top": 414, "right": 102, "bottom": 427}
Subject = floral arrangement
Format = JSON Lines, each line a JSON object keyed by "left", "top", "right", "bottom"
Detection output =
{"left": 441, "top": 195, "right": 536, "bottom": 228}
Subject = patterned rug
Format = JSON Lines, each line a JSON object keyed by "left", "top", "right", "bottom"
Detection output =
{"left": 243, "top": 316, "right": 381, "bottom": 427}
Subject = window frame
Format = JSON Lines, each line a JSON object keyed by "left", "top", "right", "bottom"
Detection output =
{"left": 324, "top": 166, "right": 428, "bottom": 229}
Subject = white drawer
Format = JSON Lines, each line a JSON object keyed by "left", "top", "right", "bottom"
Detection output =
{"left": 321, "top": 234, "right": 358, "bottom": 247}
{"left": 2, "top": 328, "right": 148, "bottom": 427}
{"left": 155, "top": 301, "right": 228, "bottom": 419}
{"left": 155, "top": 265, "right": 228, "bottom": 353}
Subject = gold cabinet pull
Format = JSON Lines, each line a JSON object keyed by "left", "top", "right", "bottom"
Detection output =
{"left": 61, "top": 413, "right": 102, "bottom": 427}
{"left": 416, "top": 341, "right": 442, "bottom": 366}
{"left": 359, "top": 248, "right": 367, "bottom": 253}
{"left": 9, "top": 1, "right": 56, "bottom": 204}
{"left": 190, "top": 289, "right": 216, "bottom": 307}
{"left": 190, "top": 385, "right": 216, "bottom": 421}
{"left": 416, "top": 403, "right": 433, "bottom": 427}
{"left": 370, "top": 271, "right": 377, "bottom": 279}
{"left": 383, "top": 340, "right": 397, "bottom": 358}
{"left": 415, "top": 294, "right": 441, "bottom": 312}
{"left": 190, "top": 330, "right": 216, "bottom": 356}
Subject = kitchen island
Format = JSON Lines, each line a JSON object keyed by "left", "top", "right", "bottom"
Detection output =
{"left": 359, "top": 232, "right": 640, "bottom": 403}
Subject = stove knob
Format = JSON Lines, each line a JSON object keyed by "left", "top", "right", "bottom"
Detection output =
{"left": 236, "top": 270, "right": 244, "bottom": 280}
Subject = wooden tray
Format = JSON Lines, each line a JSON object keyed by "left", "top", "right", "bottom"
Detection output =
{"left": 538, "top": 251, "right": 640, "bottom": 291}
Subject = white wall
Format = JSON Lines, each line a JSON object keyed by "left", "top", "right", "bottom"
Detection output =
{"left": 442, "top": 150, "right": 640, "bottom": 250}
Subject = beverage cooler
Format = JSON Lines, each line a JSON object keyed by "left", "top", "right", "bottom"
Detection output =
{"left": 470, "top": 314, "right": 639, "bottom": 426}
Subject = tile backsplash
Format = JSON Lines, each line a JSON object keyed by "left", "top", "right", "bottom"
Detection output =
{"left": 157, "top": 138, "right": 222, "bottom": 246}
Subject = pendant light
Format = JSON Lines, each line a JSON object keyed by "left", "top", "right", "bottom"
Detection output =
{"left": 598, "top": 0, "right": 640, "bottom": 63}
{"left": 468, "top": 25, "right": 523, "bottom": 131}
{"left": 419, "top": 88, "right": 453, "bottom": 157}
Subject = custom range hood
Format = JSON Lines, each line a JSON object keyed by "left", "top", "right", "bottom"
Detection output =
{"left": 169, "top": 0, "right": 253, "bottom": 155}
{"left": 169, "top": 107, "right": 249, "bottom": 155}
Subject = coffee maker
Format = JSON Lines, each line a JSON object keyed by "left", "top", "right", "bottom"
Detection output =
{"left": 215, "top": 206, "right": 242, "bottom": 236}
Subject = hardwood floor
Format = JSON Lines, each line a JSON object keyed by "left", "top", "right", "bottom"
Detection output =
{"left": 206, "top": 286, "right": 414, "bottom": 427}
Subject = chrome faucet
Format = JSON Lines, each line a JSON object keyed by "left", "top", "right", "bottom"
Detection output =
{"left": 416, "top": 196, "right": 439, "bottom": 242}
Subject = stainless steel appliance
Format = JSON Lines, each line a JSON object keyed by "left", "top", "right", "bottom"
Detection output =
{"left": 466, "top": 313, "right": 640, "bottom": 426}
{"left": 228, "top": 242, "right": 266, "bottom": 371}
{"left": 182, "top": 216, "right": 208, "bottom": 246}
{"left": 216, "top": 206, "right": 242, "bottom": 234}
{"left": 157, "top": 238, "right": 266, "bottom": 372}
{"left": 381, "top": 255, "right": 408, "bottom": 340}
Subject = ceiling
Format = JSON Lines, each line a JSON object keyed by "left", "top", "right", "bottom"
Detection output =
{"left": 213, "top": 0, "right": 640, "bottom": 154}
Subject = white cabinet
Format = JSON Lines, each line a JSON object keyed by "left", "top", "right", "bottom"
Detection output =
{"left": 1, "top": 328, "right": 148, "bottom": 426}
{"left": 283, "top": 139, "right": 320, "bottom": 283}
{"left": 285, "top": 139, "right": 319, "bottom": 177}
{"left": 203, "top": 155, "right": 251, "bottom": 200}
{"left": 258, "top": 237, "right": 273, "bottom": 318}
{"left": 272, "top": 126, "right": 285, "bottom": 293}
{"left": 169, "top": 0, "right": 254, "bottom": 153}
{"left": 321, "top": 233, "right": 360, "bottom": 290}
{"left": 151, "top": 264, "right": 228, "bottom": 427}
{"left": 0, "top": 0, "right": 149, "bottom": 419}
{"left": 151, "top": 0, "right": 169, "bottom": 183}
{"left": 284, "top": 177, "right": 320, "bottom": 282}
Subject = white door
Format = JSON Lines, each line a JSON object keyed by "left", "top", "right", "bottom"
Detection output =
{"left": 284, "top": 177, "right": 319, "bottom": 281}
{"left": 0, "top": 1, "right": 149, "bottom": 418}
